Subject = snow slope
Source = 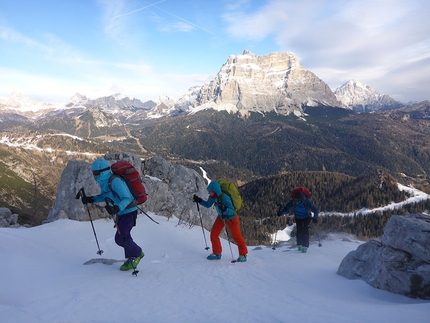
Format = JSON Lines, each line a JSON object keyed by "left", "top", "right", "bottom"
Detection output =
{"left": 0, "top": 214, "right": 429, "bottom": 323}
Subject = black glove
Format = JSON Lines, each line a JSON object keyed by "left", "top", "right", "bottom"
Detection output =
{"left": 218, "top": 203, "right": 227, "bottom": 212}
{"left": 105, "top": 204, "right": 120, "bottom": 215}
{"left": 81, "top": 195, "right": 94, "bottom": 205}
{"left": 312, "top": 217, "right": 318, "bottom": 224}
{"left": 277, "top": 210, "right": 283, "bottom": 217}
{"left": 193, "top": 194, "right": 202, "bottom": 203}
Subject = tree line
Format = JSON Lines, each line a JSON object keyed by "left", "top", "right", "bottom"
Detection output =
{"left": 236, "top": 170, "right": 429, "bottom": 245}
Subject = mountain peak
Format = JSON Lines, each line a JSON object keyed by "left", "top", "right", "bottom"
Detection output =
{"left": 187, "top": 50, "right": 339, "bottom": 115}
{"left": 0, "top": 91, "right": 55, "bottom": 112}
{"left": 334, "top": 79, "right": 401, "bottom": 112}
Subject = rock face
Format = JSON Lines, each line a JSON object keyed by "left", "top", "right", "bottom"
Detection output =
{"left": 193, "top": 50, "right": 342, "bottom": 115}
{"left": 337, "top": 214, "right": 430, "bottom": 299}
{"left": 0, "top": 207, "right": 19, "bottom": 227}
{"left": 46, "top": 153, "right": 216, "bottom": 230}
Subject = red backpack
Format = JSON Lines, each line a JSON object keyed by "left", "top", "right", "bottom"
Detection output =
{"left": 291, "top": 186, "right": 311, "bottom": 199}
{"left": 108, "top": 160, "right": 147, "bottom": 207}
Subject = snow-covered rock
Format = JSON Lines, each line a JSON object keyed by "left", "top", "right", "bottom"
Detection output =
{"left": 0, "top": 207, "right": 19, "bottom": 228}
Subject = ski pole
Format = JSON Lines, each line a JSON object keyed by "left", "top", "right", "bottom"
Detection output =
{"left": 76, "top": 188, "right": 104, "bottom": 256}
{"left": 272, "top": 204, "right": 282, "bottom": 251}
{"left": 196, "top": 202, "right": 210, "bottom": 250}
{"left": 137, "top": 206, "right": 159, "bottom": 224}
{"left": 129, "top": 256, "right": 139, "bottom": 277}
{"left": 314, "top": 221, "right": 322, "bottom": 247}
{"left": 223, "top": 218, "right": 236, "bottom": 263}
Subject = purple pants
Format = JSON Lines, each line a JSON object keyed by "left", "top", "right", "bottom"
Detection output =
{"left": 114, "top": 210, "right": 142, "bottom": 258}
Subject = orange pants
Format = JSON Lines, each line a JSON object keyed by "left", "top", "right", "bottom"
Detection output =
{"left": 210, "top": 216, "right": 248, "bottom": 256}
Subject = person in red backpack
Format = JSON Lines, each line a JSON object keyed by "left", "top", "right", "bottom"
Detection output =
{"left": 277, "top": 190, "right": 319, "bottom": 253}
{"left": 80, "top": 158, "right": 144, "bottom": 271}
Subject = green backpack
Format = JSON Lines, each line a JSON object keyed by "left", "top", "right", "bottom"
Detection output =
{"left": 218, "top": 179, "right": 244, "bottom": 213}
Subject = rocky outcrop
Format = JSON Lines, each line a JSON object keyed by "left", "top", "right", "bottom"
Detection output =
{"left": 337, "top": 214, "right": 430, "bottom": 299}
{"left": 192, "top": 50, "right": 342, "bottom": 115}
{"left": 0, "top": 208, "right": 19, "bottom": 228}
{"left": 46, "top": 153, "right": 216, "bottom": 230}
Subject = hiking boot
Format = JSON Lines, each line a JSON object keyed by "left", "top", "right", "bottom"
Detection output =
{"left": 297, "top": 245, "right": 303, "bottom": 252}
{"left": 132, "top": 251, "right": 145, "bottom": 267}
{"left": 120, "top": 251, "right": 145, "bottom": 271}
{"left": 120, "top": 258, "right": 134, "bottom": 271}
{"left": 207, "top": 253, "right": 222, "bottom": 260}
{"left": 301, "top": 247, "right": 308, "bottom": 253}
{"left": 237, "top": 255, "right": 247, "bottom": 262}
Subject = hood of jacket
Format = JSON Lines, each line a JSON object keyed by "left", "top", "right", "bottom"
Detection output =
{"left": 207, "top": 181, "right": 222, "bottom": 197}
{"left": 91, "top": 159, "right": 112, "bottom": 192}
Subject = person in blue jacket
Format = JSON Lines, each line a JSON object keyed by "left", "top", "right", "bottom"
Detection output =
{"left": 81, "top": 158, "right": 144, "bottom": 271}
{"left": 193, "top": 181, "right": 248, "bottom": 262}
{"left": 278, "top": 190, "right": 319, "bottom": 253}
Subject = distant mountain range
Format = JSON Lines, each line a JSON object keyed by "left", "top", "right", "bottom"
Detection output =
{"left": 0, "top": 50, "right": 417, "bottom": 124}
{"left": 1, "top": 50, "right": 429, "bottom": 226}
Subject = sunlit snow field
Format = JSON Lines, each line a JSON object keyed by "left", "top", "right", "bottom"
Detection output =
{"left": 1, "top": 213, "right": 429, "bottom": 323}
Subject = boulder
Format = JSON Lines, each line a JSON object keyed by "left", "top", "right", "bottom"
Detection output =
{"left": 46, "top": 153, "right": 216, "bottom": 230}
{"left": 0, "top": 207, "right": 19, "bottom": 228}
{"left": 337, "top": 214, "right": 430, "bottom": 299}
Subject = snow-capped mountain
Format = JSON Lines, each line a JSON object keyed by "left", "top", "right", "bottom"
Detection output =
{"left": 184, "top": 50, "right": 343, "bottom": 116}
{"left": 65, "top": 93, "right": 90, "bottom": 108}
{"left": 0, "top": 91, "right": 58, "bottom": 119}
{"left": 0, "top": 92, "right": 180, "bottom": 124}
{"left": 0, "top": 91, "right": 55, "bottom": 111}
{"left": 0, "top": 51, "right": 419, "bottom": 121}
{"left": 334, "top": 79, "right": 402, "bottom": 112}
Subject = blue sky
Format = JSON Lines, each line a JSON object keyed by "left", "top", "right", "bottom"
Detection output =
{"left": 0, "top": 0, "right": 429, "bottom": 104}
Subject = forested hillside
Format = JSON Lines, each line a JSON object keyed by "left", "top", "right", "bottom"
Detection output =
{"left": 134, "top": 108, "right": 430, "bottom": 187}
{"left": 237, "top": 170, "right": 430, "bottom": 245}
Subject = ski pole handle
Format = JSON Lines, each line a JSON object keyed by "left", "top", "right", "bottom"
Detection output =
{"left": 76, "top": 187, "right": 86, "bottom": 199}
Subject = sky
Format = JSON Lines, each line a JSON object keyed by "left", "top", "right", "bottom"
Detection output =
{"left": 0, "top": 0, "right": 429, "bottom": 105}
{"left": 1, "top": 214, "right": 429, "bottom": 323}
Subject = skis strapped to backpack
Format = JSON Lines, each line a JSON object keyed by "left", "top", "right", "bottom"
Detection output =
{"left": 108, "top": 160, "right": 147, "bottom": 208}
{"left": 218, "top": 179, "right": 244, "bottom": 213}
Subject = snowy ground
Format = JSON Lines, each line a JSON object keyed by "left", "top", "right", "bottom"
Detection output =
{"left": 1, "top": 213, "right": 429, "bottom": 323}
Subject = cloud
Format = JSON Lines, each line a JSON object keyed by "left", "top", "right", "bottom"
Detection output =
{"left": 0, "top": 25, "right": 50, "bottom": 52}
{"left": 113, "top": 0, "right": 167, "bottom": 19}
{"left": 0, "top": 24, "right": 94, "bottom": 68}
{"left": 159, "top": 21, "right": 195, "bottom": 33}
{"left": 97, "top": 0, "right": 129, "bottom": 41}
{"left": 222, "top": 0, "right": 430, "bottom": 101}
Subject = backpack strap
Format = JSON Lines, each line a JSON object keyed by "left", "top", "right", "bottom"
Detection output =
{"left": 107, "top": 175, "right": 119, "bottom": 198}
{"left": 108, "top": 175, "right": 136, "bottom": 209}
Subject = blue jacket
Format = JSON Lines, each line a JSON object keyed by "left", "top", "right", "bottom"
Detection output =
{"left": 199, "top": 181, "right": 236, "bottom": 220}
{"left": 280, "top": 195, "right": 318, "bottom": 220}
{"left": 91, "top": 159, "right": 137, "bottom": 216}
